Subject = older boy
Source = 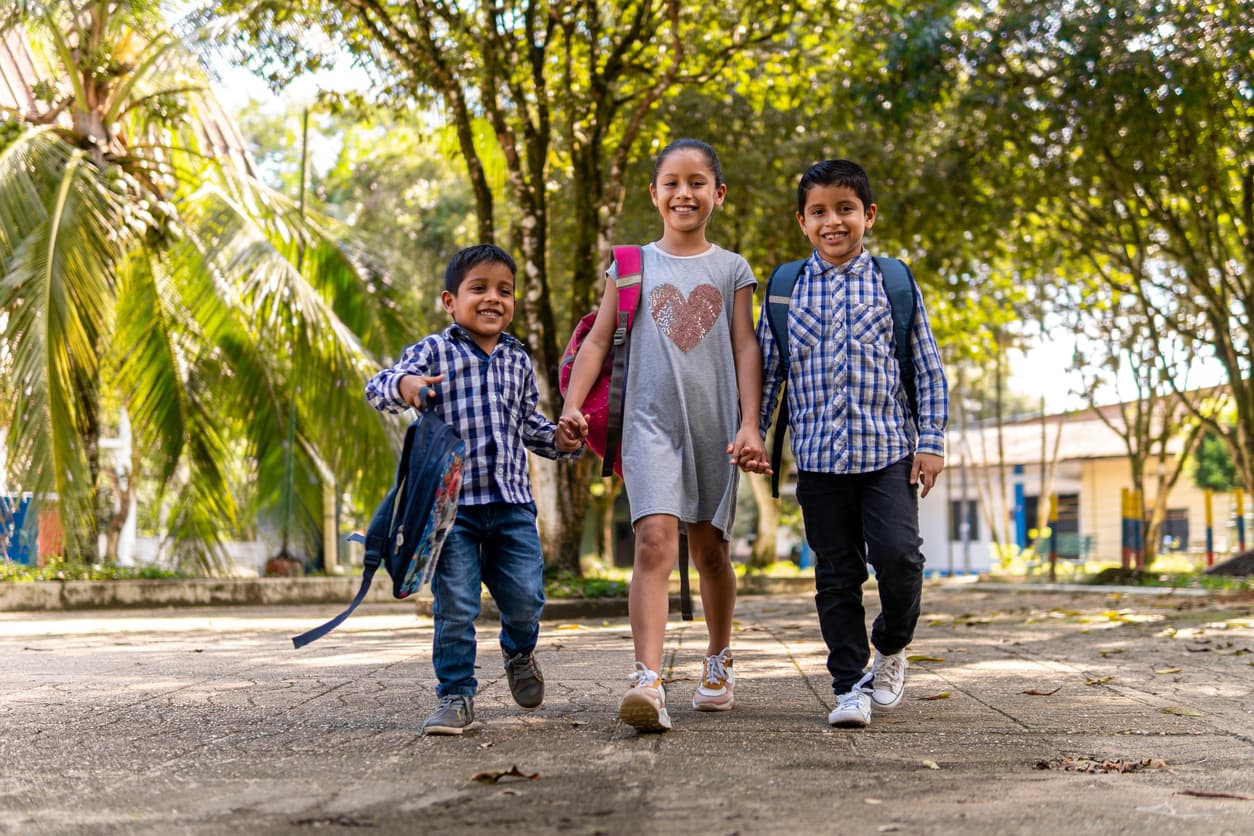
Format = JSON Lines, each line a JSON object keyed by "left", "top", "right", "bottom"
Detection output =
{"left": 366, "top": 244, "right": 582, "bottom": 735}
{"left": 758, "top": 160, "right": 949, "bottom": 728}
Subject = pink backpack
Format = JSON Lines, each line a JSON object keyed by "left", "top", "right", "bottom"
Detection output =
{"left": 558, "top": 245, "right": 643, "bottom": 478}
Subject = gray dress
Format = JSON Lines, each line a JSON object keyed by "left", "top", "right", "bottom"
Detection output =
{"left": 616, "top": 243, "right": 758, "bottom": 539}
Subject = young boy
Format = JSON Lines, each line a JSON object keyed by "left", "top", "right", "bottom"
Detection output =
{"left": 758, "top": 159, "right": 949, "bottom": 728}
{"left": 366, "top": 244, "right": 582, "bottom": 735}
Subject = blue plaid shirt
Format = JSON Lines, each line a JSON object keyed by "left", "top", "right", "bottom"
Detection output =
{"left": 758, "top": 250, "right": 948, "bottom": 474}
{"left": 365, "top": 325, "right": 579, "bottom": 505}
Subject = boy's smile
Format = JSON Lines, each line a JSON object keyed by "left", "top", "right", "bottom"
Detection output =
{"left": 441, "top": 261, "right": 516, "bottom": 353}
{"left": 797, "top": 183, "right": 876, "bottom": 267}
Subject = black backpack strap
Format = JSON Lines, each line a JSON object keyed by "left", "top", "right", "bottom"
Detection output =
{"left": 872, "top": 256, "right": 919, "bottom": 420}
{"left": 678, "top": 531, "right": 693, "bottom": 621}
{"left": 764, "top": 260, "right": 805, "bottom": 498}
{"left": 602, "top": 245, "right": 643, "bottom": 477}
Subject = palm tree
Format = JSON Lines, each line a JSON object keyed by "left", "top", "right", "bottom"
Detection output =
{"left": 0, "top": 1, "right": 401, "bottom": 571}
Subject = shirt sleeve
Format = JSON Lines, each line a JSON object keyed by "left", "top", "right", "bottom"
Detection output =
{"left": 365, "top": 337, "right": 436, "bottom": 414}
{"left": 908, "top": 286, "right": 949, "bottom": 457}
{"left": 519, "top": 364, "right": 582, "bottom": 461}
{"left": 757, "top": 300, "right": 784, "bottom": 439}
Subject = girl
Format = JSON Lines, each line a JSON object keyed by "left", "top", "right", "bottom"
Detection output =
{"left": 559, "top": 139, "right": 770, "bottom": 732}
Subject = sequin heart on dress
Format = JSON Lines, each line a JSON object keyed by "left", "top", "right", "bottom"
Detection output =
{"left": 649, "top": 283, "right": 723, "bottom": 352}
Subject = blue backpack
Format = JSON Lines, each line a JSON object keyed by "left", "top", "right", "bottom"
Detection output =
{"left": 762, "top": 256, "right": 918, "bottom": 498}
{"left": 293, "top": 411, "right": 465, "bottom": 648}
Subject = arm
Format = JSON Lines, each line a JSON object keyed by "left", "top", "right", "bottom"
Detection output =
{"left": 727, "top": 285, "right": 771, "bottom": 474}
{"left": 907, "top": 286, "right": 949, "bottom": 497}
{"left": 757, "top": 299, "right": 784, "bottom": 440}
{"left": 364, "top": 338, "right": 445, "bottom": 413}
{"left": 557, "top": 274, "right": 618, "bottom": 441}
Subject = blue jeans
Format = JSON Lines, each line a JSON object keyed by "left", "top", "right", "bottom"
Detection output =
{"left": 430, "top": 501, "right": 545, "bottom": 698}
{"left": 795, "top": 458, "right": 925, "bottom": 695}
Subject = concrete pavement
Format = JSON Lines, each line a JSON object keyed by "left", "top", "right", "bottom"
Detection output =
{"left": 2, "top": 584, "right": 1252, "bottom": 835}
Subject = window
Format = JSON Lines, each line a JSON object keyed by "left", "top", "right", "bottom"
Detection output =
{"left": 949, "top": 500, "right": 979, "bottom": 542}
{"left": 1160, "top": 508, "right": 1189, "bottom": 552}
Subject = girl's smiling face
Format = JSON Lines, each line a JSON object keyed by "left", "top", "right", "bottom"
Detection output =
{"left": 650, "top": 148, "right": 726, "bottom": 245}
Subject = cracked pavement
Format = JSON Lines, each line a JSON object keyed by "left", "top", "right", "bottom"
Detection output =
{"left": 2, "top": 584, "right": 1252, "bottom": 834}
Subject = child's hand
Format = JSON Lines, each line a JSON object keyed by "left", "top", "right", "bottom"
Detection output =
{"left": 558, "top": 407, "right": 588, "bottom": 443}
{"left": 727, "top": 427, "right": 772, "bottom": 475}
{"left": 398, "top": 374, "right": 445, "bottom": 409}
{"left": 911, "top": 452, "right": 945, "bottom": 498}
{"left": 555, "top": 419, "right": 583, "bottom": 453}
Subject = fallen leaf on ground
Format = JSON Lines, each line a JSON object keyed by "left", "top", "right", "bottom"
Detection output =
{"left": 918, "top": 692, "right": 951, "bottom": 700}
{"left": 1085, "top": 675, "right": 1115, "bottom": 685}
{"left": 1160, "top": 706, "right": 1205, "bottom": 717}
{"left": 471, "top": 765, "right": 539, "bottom": 784}
{"left": 1023, "top": 687, "right": 1062, "bottom": 696}
{"left": 864, "top": 798, "right": 883, "bottom": 805}
{"left": 1175, "top": 790, "right": 1254, "bottom": 801}
{"left": 921, "top": 759, "right": 940, "bottom": 770}
{"left": 555, "top": 624, "right": 584, "bottom": 631}
{"left": 907, "top": 655, "right": 945, "bottom": 663}
{"left": 1037, "top": 756, "right": 1166, "bottom": 773}
{"left": 1153, "top": 667, "right": 1183, "bottom": 675}
{"left": 1098, "top": 648, "right": 1127, "bottom": 657}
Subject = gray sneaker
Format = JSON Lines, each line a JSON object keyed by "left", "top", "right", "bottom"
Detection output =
{"left": 870, "top": 650, "right": 908, "bottom": 712}
{"left": 422, "top": 695, "right": 476, "bottom": 735}
{"left": 503, "top": 650, "right": 544, "bottom": 710}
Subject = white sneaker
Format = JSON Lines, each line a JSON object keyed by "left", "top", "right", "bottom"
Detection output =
{"left": 828, "top": 686, "right": 872, "bottom": 728}
{"left": 869, "top": 650, "right": 908, "bottom": 711}
{"left": 692, "top": 647, "right": 735, "bottom": 711}
{"left": 618, "top": 662, "right": 672, "bottom": 732}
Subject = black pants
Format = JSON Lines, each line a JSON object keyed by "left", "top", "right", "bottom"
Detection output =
{"left": 795, "top": 458, "right": 924, "bottom": 695}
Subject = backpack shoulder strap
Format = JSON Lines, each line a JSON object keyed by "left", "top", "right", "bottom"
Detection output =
{"left": 872, "top": 256, "right": 919, "bottom": 417}
{"left": 763, "top": 259, "right": 806, "bottom": 499}
{"left": 764, "top": 259, "right": 806, "bottom": 369}
{"left": 611, "top": 245, "right": 643, "bottom": 330}
{"left": 602, "top": 245, "right": 644, "bottom": 479}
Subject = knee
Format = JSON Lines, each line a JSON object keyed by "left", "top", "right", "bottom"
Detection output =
{"left": 634, "top": 524, "right": 676, "bottom": 574}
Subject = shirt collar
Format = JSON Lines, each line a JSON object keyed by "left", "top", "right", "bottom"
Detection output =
{"left": 444, "top": 323, "right": 522, "bottom": 353}
{"left": 811, "top": 248, "right": 872, "bottom": 279}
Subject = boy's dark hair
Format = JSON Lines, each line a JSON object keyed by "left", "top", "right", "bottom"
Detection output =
{"left": 651, "top": 138, "right": 724, "bottom": 187}
{"left": 444, "top": 244, "right": 516, "bottom": 293}
{"left": 796, "top": 159, "right": 873, "bottom": 215}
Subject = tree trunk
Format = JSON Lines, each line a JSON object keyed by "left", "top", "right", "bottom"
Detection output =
{"left": 748, "top": 471, "right": 779, "bottom": 569}
{"left": 531, "top": 454, "right": 596, "bottom": 575}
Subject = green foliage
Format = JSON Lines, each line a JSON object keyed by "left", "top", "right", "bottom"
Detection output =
{"left": 543, "top": 572, "right": 628, "bottom": 600}
{"left": 1193, "top": 431, "right": 1237, "bottom": 492}
{"left": 0, "top": 558, "right": 185, "bottom": 582}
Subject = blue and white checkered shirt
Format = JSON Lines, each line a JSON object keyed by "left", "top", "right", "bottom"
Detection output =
{"left": 758, "top": 250, "right": 948, "bottom": 474}
{"left": 365, "top": 325, "right": 579, "bottom": 506}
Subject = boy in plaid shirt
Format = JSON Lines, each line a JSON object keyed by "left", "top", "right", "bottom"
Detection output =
{"left": 758, "top": 160, "right": 948, "bottom": 728}
{"left": 367, "top": 244, "right": 582, "bottom": 735}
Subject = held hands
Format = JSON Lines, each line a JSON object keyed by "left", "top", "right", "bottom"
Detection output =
{"left": 558, "top": 407, "right": 589, "bottom": 444}
{"left": 727, "top": 426, "right": 772, "bottom": 475}
{"left": 911, "top": 452, "right": 945, "bottom": 498}
{"left": 555, "top": 413, "right": 584, "bottom": 453}
{"left": 398, "top": 374, "right": 445, "bottom": 409}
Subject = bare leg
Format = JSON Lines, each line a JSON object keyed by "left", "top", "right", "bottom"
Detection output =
{"left": 629, "top": 514, "right": 679, "bottom": 671}
{"left": 687, "top": 521, "right": 735, "bottom": 656}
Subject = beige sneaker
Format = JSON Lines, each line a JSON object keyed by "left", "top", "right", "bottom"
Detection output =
{"left": 692, "top": 647, "right": 735, "bottom": 711}
{"left": 618, "top": 662, "right": 672, "bottom": 732}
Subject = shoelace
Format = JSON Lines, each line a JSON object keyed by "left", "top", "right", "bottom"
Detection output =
{"left": 508, "top": 653, "right": 537, "bottom": 679}
{"left": 704, "top": 651, "right": 730, "bottom": 685}
{"left": 875, "top": 653, "right": 905, "bottom": 685}
{"left": 629, "top": 661, "right": 659, "bottom": 688}
{"left": 440, "top": 695, "right": 470, "bottom": 713}
{"left": 837, "top": 690, "right": 866, "bottom": 711}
